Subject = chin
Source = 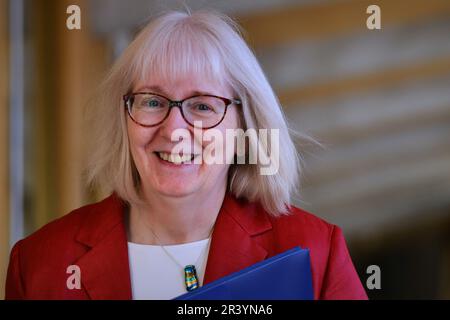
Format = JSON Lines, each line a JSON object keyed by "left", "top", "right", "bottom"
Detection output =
{"left": 153, "top": 181, "right": 200, "bottom": 198}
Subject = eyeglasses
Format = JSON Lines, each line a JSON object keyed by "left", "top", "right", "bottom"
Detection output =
{"left": 123, "top": 92, "right": 241, "bottom": 129}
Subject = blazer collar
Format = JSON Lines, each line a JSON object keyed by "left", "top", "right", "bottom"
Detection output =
{"left": 203, "top": 194, "right": 272, "bottom": 284}
{"left": 74, "top": 194, "right": 132, "bottom": 299}
{"left": 74, "top": 193, "right": 272, "bottom": 299}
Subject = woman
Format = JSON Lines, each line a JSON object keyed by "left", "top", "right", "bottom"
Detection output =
{"left": 5, "top": 10, "right": 367, "bottom": 300}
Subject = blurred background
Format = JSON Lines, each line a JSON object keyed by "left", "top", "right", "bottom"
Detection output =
{"left": 1, "top": 0, "right": 450, "bottom": 299}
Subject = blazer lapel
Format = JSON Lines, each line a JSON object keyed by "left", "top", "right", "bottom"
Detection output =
{"left": 74, "top": 194, "right": 132, "bottom": 300}
{"left": 203, "top": 194, "right": 272, "bottom": 285}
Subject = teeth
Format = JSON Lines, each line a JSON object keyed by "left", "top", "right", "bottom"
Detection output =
{"left": 157, "top": 152, "right": 193, "bottom": 164}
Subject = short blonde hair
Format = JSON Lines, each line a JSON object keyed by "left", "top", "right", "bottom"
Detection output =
{"left": 86, "top": 10, "right": 304, "bottom": 216}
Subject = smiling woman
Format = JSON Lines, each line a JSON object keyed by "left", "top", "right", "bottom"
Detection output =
{"left": 5, "top": 9, "right": 367, "bottom": 300}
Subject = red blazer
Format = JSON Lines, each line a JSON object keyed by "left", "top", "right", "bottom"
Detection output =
{"left": 5, "top": 193, "right": 367, "bottom": 300}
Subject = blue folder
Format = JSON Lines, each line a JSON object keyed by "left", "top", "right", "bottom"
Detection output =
{"left": 174, "top": 246, "right": 313, "bottom": 300}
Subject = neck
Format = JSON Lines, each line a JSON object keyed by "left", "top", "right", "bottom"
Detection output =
{"left": 127, "top": 183, "right": 226, "bottom": 245}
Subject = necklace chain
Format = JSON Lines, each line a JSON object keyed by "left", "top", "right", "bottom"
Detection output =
{"left": 137, "top": 209, "right": 214, "bottom": 272}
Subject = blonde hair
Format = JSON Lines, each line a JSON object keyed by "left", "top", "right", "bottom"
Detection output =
{"left": 86, "top": 10, "right": 305, "bottom": 216}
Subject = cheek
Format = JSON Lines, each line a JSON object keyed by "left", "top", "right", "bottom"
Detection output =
{"left": 203, "top": 109, "right": 241, "bottom": 164}
{"left": 127, "top": 120, "right": 155, "bottom": 155}
{"left": 228, "top": 107, "right": 242, "bottom": 131}
{"left": 223, "top": 108, "right": 241, "bottom": 144}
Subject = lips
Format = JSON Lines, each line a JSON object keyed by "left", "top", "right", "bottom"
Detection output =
{"left": 155, "top": 151, "right": 197, "bottom": 165}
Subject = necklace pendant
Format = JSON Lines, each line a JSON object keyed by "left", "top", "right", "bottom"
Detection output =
{"left": 184, "top": 265, "right": 200, "bottom": 291}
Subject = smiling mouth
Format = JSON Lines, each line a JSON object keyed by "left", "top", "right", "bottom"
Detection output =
{"left": 155, "top": 152, "right": 197, "bottom": 165}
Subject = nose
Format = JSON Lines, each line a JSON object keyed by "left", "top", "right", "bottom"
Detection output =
{"left": 157, "top": 106, "right": 190, "bottom": 140}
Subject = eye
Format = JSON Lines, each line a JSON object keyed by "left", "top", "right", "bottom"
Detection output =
{"left": 195, "top": 103, "right": 213, "bottom": 112}
{"left": 142, "top": 98, "right": 162, "bottom": 108}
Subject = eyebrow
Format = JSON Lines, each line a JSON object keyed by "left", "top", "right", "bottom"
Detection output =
{"left": 134, "top": 85, "right": 218, "bottom": 98}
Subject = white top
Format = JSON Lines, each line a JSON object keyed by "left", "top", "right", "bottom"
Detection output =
{"left": 127, "top": 238, "right": 211, "bottom": 300}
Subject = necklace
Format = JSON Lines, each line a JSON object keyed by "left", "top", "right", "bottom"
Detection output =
{"left": 138, "top": 210, "right": 214, "bottom": 292}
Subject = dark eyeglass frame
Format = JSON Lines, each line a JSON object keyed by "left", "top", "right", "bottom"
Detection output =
{"left": 123, "top": 92, "right": 242, "bottom": 129}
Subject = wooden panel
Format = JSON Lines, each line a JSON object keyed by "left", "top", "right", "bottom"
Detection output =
{"left": 301, "top": 153, "right": 450, "bottom": 233}
{"left": 259, "top": 18, "right": 450, "bottom": 93}
{"left": 30, "top": 0, "right": 58, "bottom": 232}
{"left": 237, "top": 0, "right": 450, "bottom": 48}
{"left": 30, "top": 0, "right": 109, "bottom": 227}
{"left": 0, "top": 0, "right": 9, "bottom": 301}
{"left": 279, "top": 56, "right": 450, "bottom": 106}
{"left": 305, "top": 150, "right": 450, "bottom": 208}
{"left": 54, "top": 0, "right": 109, "bottom": 216}
{"left": 286, "top": 75, "right": 450, "bottom": 144}
{"left": 314, "top": 179, "right": 450, "bottom": 240}
{"left": 305, "top": 124, "right": 450, "bottom": 188}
